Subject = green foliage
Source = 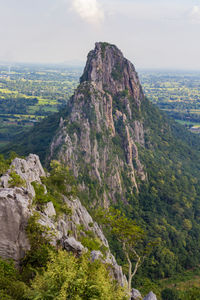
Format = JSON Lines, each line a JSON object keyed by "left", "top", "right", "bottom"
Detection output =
{"left": 25, "top": 250, "right": 128, "bottom": 300}
{"left": 180, "top": 287, "right": 200, "bottom": 300}
{"left": 2, "top": 111, "right": 62, "bottom": 164}
{"left": 21, "top": 213, "right": 54, "bottom": 282}
{"left": 31, "top": 182, "right": 52, "bottom": 206}
{"left": 96, "top": 208, "right": 154, "bottom": 291}
{"left": 97, "top": 207, "right": 145, "bottom": 247}
{"left": 134, "top": 277, "right": 160, "bottom": 298}
{"left": 161, "top": 288, "right": 179, "bottom": 300}
{"left": 8, "top": 170, "right": 26, "bottom": 188}
{"left": 80, "top": 236, "right": 102, "bottom": 251}
{"left": 35, "top": 160, "right": 75, "bottom": 215}
{"left": 0, "top": 154, "right": 9, "bottom": 176}
{"left": 111, "top": 63, "right": 123, "bottom": 81}
{"left": 0, "top": 151, "right": 20, "bottom": 176}
{"left": 0, "top": 257, "right": 27, "bottom": 300}
{"left": 45, "top": 160, "right": 77, "bottom": 197}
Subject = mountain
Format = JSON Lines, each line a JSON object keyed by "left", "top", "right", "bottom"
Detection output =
{"left": 49, "top": 42, "right": 147, "bottom": 205}
{"left": 2, "top": 42, "right": 200, "bottom": 281}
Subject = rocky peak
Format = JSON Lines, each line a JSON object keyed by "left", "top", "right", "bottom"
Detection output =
{"left": 80, "top": 42, "right": 144, "bottom": 107}
{"left": 50, "top": 42, "right": 146, "bottom": 205}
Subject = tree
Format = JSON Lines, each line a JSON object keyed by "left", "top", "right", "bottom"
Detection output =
{"left": 96, "top": 208, "right": 153, "bottom": 294}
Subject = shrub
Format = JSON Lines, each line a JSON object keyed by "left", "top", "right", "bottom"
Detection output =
{"left": 161, "top": 288, "right": 179, "bottom": 300}
{"left": 25, "top": 250, "right": 128, "bottom": 300}
{"left": 8, "top": 171, "right": 26, "bottom": 188}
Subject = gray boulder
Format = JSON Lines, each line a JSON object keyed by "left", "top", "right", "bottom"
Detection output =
{"left": 44, "top": 201, "right": 56, "bottom": 217}
{"left": 63, "top": 237, "right": 85, "bottom": 255}
{"left": 143, "top": 291, "right": 157, "bottom": 300}
{"left": 131, "top": 288, "right": 142, "bottom": 299}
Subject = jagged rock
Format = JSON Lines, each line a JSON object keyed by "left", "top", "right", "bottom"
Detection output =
{"left": 0, "top": 174, "right": 10, "bottom": 188}
{"left": 63, "top": 237, "right": 85, "bottom": 255}
{"left": 131, "top": 288, "right": 142, "bottom": 299}
{"left": 11, "top": 154, "right": 45, "bottom": 197}
{"left": 0, "top": 154, "right": 45, "bottom": 198}
{"left": 143, "top": 291, "right": 157, "bottom": 300}
{"left": 80, "top": 42, "right": 144, "bottom": 106}
{"left": 105, "top": 251, "right": 127, "bottom": 287}
{"left": 49, "top": 42, "right": 146, "bottom": 204}
{"left": 44, "top": 201, "right": 56, "bottom": 217}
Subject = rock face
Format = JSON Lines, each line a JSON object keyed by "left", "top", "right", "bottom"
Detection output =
{"left": 0, "top": 154, "right": 127, "bottom": 287}
{"left": 49, "top": 42, "right": 146, "bottom": 205}
{"left": 0, "top": 154, "right": 46, "bottom": 262}
{"left": 0, "top": 187, "right": 31, "bottom": 262}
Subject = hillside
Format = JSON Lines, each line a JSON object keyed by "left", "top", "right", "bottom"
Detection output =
{"left": 2, "top": 42, "right": 200, "bottom": 285}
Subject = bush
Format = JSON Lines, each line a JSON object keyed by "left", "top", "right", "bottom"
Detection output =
{"left": 0, "top": 257, "right": 27, "bottom": 300}
{"left": 8, "top": 171, "right": 26, "bottom": 188}
{"left": 25, "top": 250, "right": 128, "bottom": 300}
{"left": 161, "top": 288, "right": 179, "bottom": 300}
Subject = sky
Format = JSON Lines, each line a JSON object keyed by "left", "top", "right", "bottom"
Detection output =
{"left": 0, "top": 0, "right": 200, "bottom": 69}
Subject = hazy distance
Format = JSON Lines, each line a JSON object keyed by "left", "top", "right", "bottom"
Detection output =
{"left": 0, "top": 0, "right": 200, "bottom": 70}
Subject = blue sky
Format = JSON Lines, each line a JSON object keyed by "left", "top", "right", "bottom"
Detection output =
{"left": 0, "top": 0, "right": 200, "bottom": 69}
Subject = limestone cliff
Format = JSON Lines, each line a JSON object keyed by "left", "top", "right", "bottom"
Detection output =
{"left": 0, "top": 154, "right": 126, "bottom": 286}
{"left": 49, "top": 42, "right": 146, "bottom": 205}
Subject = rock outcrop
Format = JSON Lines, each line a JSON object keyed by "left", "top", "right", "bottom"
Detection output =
{"left": 143, "top": 292, "right": 157, "bottom": 300}
{"left": 49, "top": 42, "right": 147, "bottom": 205}
{"left": 0, "top": 154, "right": 45, "bottom": 262}
{"left": 131, "top": 288, "right": 142, "bottom": 299}
{"left": 0, "top": 154, "right": 126, "bottom": 287}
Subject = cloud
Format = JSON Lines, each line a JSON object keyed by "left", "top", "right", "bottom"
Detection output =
{"left": 189, "top": 5, "right": 200, "bottom": 24}
{"left": 71, "top": 0, "right": 104, "bottom": 24}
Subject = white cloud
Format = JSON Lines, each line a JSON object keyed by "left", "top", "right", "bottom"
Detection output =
{"left": 71, "top": 0, "right": 104, "bottom": 24}
{"left": 189, "top": 5, "right": 200, "bottom": 24}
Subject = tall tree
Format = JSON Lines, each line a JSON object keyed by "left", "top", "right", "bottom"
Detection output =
{"left": 96, "top": 208, "right": 153, "bottom": 294}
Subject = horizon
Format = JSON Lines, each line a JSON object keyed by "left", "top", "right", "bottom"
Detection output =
{"left": 1, "top": 60, "right": 200, "bottom": 73}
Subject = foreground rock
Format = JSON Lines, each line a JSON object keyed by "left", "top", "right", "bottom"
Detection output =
{"left": 0, "top": 154, "right": 126, "bottom": 287}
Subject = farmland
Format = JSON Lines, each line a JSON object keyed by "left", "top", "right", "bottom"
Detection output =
{"left": 0, "top": 64, "right": 81, "bottom": 149}
{"left": 139, "top": 70, "right": 200, "bottom": 132}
